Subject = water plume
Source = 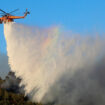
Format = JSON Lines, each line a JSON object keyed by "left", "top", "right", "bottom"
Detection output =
{"left": 4, "top": 23, "right": 105, "bottom": 105}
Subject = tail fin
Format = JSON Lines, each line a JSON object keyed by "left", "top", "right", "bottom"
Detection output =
{"left": 24, "top": 8, "right": 30, "bottom": 17}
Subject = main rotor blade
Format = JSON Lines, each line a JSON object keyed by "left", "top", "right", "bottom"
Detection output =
{"left": 9, "top": 9, "right": 19, "bottom": 14}
{"left": 0, "top": 12, "right": 6, "bottom": 14}
{"left": 0, "top": 9, "right": 7, "bottom": 13}
{"left": 0, "top": 14, "right": 4, "bottom": 16}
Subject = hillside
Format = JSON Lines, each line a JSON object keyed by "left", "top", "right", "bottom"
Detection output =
{"left": 0, "top": 72, "right": 43, "bottom": 105}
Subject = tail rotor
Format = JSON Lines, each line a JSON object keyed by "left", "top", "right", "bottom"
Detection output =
{"left": 25, "top": 8, "right": 30, "bottom": 15}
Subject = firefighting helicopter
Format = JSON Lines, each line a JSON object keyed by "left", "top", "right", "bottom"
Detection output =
{"left": 0, "top": 9, "right": 30, "bottom": 24}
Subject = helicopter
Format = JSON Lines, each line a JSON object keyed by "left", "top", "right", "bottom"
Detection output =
{"left": 0, "top": 9, "right": 30, "bottom": 24}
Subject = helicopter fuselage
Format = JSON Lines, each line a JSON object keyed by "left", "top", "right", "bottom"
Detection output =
{"left": 0, "top": 16, "right": 14, "bottom": 23}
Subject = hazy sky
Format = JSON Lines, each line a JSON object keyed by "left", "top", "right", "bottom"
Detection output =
{"left": 0, "top": 0, "right": 105, "bottom": 53}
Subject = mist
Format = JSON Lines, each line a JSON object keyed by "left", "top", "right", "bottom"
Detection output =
{"left": 0, "top": 52, "right": 10, "bottom": 79}
{"left": 4, "top": 23, "right": 105, "bottom": 105}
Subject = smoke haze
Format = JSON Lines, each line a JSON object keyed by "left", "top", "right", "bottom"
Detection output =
{"left": 4, "top": 23, "right": 105, "bottom": 105}
{"left": 0, "top": 52, "right": 10, "bottom": 79}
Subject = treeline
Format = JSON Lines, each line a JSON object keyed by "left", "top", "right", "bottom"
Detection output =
{"left": 0, "top": 73, "right": 43, "bottom": 105}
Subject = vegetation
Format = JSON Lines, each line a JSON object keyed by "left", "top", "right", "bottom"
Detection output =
{"left": 0, "top": 73, "right": 43, "bottom": 105}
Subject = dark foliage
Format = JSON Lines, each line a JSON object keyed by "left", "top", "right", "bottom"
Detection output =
{"left": 0, "top": 72, "right": 43, "bottom": 105}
